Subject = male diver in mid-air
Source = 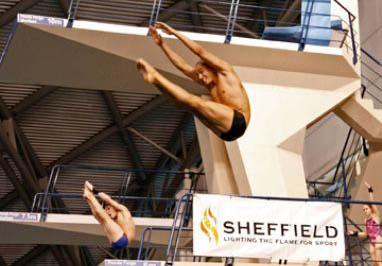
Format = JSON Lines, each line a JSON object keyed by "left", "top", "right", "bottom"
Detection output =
{"left": 83, "top": 181, "right": 135, "bottom": 250}
{"left": 137, "top": 22, "right": 250, "bottom": 141}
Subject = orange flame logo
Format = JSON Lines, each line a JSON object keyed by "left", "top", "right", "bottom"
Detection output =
{"left": 200, "top": 207, "right": 219, "bottom": 244}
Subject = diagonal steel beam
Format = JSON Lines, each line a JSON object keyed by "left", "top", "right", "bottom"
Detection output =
{"left": 0, "top": 94, "right": 50, "bottom": 181}
{"left": 244, "top": 0, "right": 266, "bottom": 34}
{"left": 143, "top": 113, "right": 192, "bottom": 197}
{"left": 12, "top": 245, "right": 75, "bottom": 266}
{"left": 0, "top": 255, "right": 6, "bottom": 266}
{"left": 154, "top": 113, "right": 192, "bottom": 171}
{"left": 139, "top": 0, "right": 188, "bottom": 26}
{"left": 0, "top": 153, "right": 32, "bottom": 208}
{"left": 0, "top": 96, "right": 83, "bottom": 266}
{"left": 0, "top": 0, "right": 45, "bottom": 27}
{"left": 277, "top": 0, "right": 301, "bottom": 26}
{"left": 277, "top": 0, "right": 293, "bottom": 21}
{"left": 12, "top": 245, "right": 50, "bottom": 266}
{"left": 58, "top": 0, "right": 70, "bottom": 14}
{"left": 11, "top": 86, "right": 56, "bottom": 116}
{"left": 160, "top": 135, "right": 199, "bottom": 199}
{"left": 199, "top": 4, "right": 259, "bottom": 38}
{"left": 0, "top": 98, "right": 40, "bottom": 193}
{"left": 102, "top": 91, "right": 147, "bottom": 185}
{"left": 0, "top": 189, "right": 18, "bottom": 210}
{"left": 50, "top": 95, "right": 165, "bottom": 168}
{"left": 0, "top": 128, "right": 40, "bottom": 193}
{"left": 187, "top": 0, "right": 203, "bottom": 31}
{"left": 127, "top": 127, "right": 181, "bottom": 163}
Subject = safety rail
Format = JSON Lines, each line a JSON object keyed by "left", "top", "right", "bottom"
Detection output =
{"left": 307, "top": 128, "right": 363, "bottom": 199}
{"left": 31, "top": 193, "right": 177, "bottom": 218}
{"left": 134, "top": 193, "right": 382, "bottom": 265}
{"left": 308, "top": 47, "right": 382, "bottom": 200}
{"left": 35, "top": 164, "right": 204, "bottom": 221}
{"left": 63, "top": 0, "right": 359, "bottom": 64}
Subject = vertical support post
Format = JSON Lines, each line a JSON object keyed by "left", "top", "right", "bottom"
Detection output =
{"left": 225, "top": 257, "right": 235, "bottom": 266}
{"left": 332, "top": 128, "right": 353, "bottom": 184}
{"left": 299, "top": 0, "right": 314, "bottom": 51}
{"left": 343, "top": 215, "right": 354, "bottom": 266}
{"left": 341, "top": 159, "right": 348, "bottom": 198}
{"left": 67, "top": 0, "right": 81, "bottom": 28}
{"left": 148, "top": 0, "right": 163, "bottom": 32}
{"left": 348, "top": 13, "right": 358, "bottom": 65}
{"left": 225, "top": 0, "right": 240, "bottom": 44}
{"left": 357, "top": 233, "right": 365, "bottom": 266}
{"left": 166, "top": 193, "right": 192, "bottom": 264}
{"left": 40, "top": 165, "right": 60, "bottom": 222}
{"left": 148, "top": 0, "right": 158, "bottom": 31}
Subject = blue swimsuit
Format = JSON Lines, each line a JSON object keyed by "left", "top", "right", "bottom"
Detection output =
{"left": 111, "top": 234, "right": 129, "bottom": 250}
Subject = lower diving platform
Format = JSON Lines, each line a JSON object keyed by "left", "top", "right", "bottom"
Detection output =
{"left": 0, "top": 212, "right": 184, "bottom": 246}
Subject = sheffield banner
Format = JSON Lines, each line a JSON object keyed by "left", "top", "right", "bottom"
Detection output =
{"left": 193, "top": 194, "right": 345, "bottom": 261}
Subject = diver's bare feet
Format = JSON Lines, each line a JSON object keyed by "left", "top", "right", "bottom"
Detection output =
{"left": 85, "top": 181, "right": 93, "bottom": 191}
{"left": 83, "top": 186, "right": 92, "bottom": 199}
{"left": 137, "top": 58, "right": 156, "bottom": 84}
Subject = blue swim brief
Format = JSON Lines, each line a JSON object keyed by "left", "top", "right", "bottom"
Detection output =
{"left": 111, "top": 234, "right": 129, "bottom": 250}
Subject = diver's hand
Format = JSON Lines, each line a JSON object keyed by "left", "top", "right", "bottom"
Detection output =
{"left": 155, "top": 22, "right": 175, "bottom": 35}
{"left": 149, "top": 25, "right": 162, "bottom": 46}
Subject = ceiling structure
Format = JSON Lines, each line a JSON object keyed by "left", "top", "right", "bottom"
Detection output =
{"left": 0, "top": 0, "right": 299, "bottom": 265}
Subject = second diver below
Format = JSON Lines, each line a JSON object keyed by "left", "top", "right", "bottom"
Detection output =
{"left": 137, "top": 22, "right": 250, "bottom": 141}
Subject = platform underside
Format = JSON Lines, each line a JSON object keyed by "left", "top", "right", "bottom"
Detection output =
{"left": 0, "top": 15, "right": 358, "bottom": 94}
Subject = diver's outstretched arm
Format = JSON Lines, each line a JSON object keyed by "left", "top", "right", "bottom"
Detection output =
{"left": 150, "top": 26, "right": 195, "bottom": 79}
{"left": 156, "top": 22, "right": 231, "bottom": 71}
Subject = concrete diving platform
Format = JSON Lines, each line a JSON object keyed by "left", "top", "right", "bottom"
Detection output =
{"left": 99, "top": 260, "right": 318, "bottom": 266}
{"left": 0, "top": 14, "right": 358, "bottom": 94}
{"left": 0, "top": 212, "right": 188, "bottom": 246}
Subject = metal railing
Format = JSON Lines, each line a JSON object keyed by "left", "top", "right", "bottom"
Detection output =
{"left": 32, "top": 164, "right": 205, "bottom": 221}
{"left": 63, "top": 0, "right": 359, "bottom": 64}
{"left": 135, "top": 192, "right": 382, "bottom": 265}
{"left": 308, "top": 47, "right": 382, "bottom": 200}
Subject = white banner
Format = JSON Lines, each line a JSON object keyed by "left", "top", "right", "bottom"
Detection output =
{"left": 193, "top": 194, "right": 345, "bottom": 261}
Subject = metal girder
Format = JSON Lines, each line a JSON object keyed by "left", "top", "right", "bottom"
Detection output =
{"left": 12, "top": 245, "right": 80, "bottom": 266}
{"left": 12, "top": 245, "right": 50, "bottom": 266}
{"left": 0, "top": 0, "right": 45, "bottom": 27}
{"left": 277, "top": 0, "right": 301, "bottom": 26}
{"left": 0, "top": 97, "right": 84, "bottom": 266}
{"left": 261, "top": 9, "right": 268, "bottom": 27}
{"left": 58, "top": 0, "right": 70, "bottom": 14}
{"left": 11, "top": 86, "right": 56, "bottom": 117}
{"left": 0, "top": 189, "right": 18, "bottom": 210}
{"left": 0, "top": 98, "right": 40, "bottom": 193}
{"left": 199, "top": 4, "right": 259, "bottom": 38}
{"left": 79, "top": 246, "right": 96, "bottom": 266}
{"left": 50, "top": 95, "right": 165, "bottom": 168}
{"left": 187, "top": 0, "right": 203, "bottom": 30}
{"left": 143, "top": 113, "right": 193, "bottom": 196}
{"left": 154, "top": 113, "right": 192, "bottom": 170}
{"left": 0, "top": 255, "right": 6, "bottom": 266}
{"left": 0, "top": 127, "right": 40, "bottom": 193}
{"left": 161, "top": 135, "right": 200, "bottom": 198}
{"left": 139, "top": 0, "right": 188, "bottom": 26}
{"left": 0, "top": 153, "right": 32, "bottom": 209}
{"left": 14, "top": 126, "right": 46, "bottom": 178}
{"left": 127, "top": 127, "right": 181, "bottom": 163}
{"left": 277, "top": 0, "right": 293, "bottom": 21}
{"left": 102, "top": 91, "right": 147, "bottom": 185}
{"left": 0, "top": 95, "right": 47, "bottom": 181}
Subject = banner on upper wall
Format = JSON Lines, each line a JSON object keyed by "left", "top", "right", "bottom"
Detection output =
{"left": 193, "top": 194, "right": 345, "bottom": 261}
